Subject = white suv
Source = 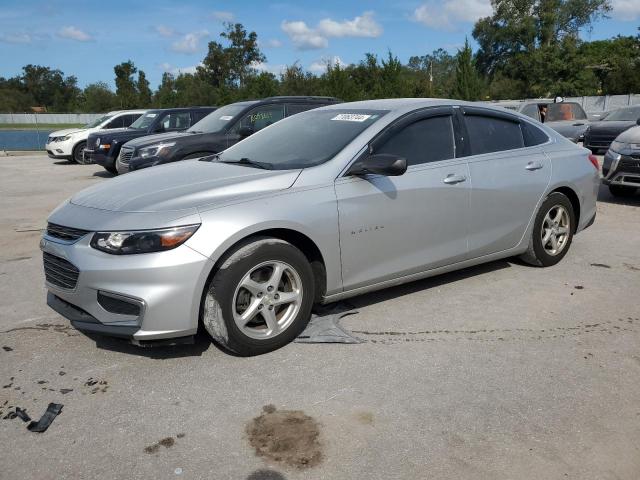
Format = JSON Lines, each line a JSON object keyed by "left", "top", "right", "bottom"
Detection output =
{"left": 45, "top": 110, "right": 146, "bottom": 164}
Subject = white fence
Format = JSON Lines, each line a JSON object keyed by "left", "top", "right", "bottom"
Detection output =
{"left": 0, "top": 113, "right": 102, "bottom": 124}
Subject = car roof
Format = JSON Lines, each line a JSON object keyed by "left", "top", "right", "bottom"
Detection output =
{"left": 143, "top": 107, "right": 216, "bottom": 114}
{"left": 315, "top": 98, "right": 513, "bottom": 116}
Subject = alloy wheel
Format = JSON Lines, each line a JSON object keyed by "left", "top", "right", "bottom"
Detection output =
{"left": 232, "top": 260, "right": 303, "bottom": 340}
{"left": 541, "top": 205, "right": 570, "bottom": 256}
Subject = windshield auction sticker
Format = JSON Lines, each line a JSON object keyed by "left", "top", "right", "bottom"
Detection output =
{"left": 219, "top": 115, "right": 233, "bottom": 121}
{"left": 331, "top": 114, "right": 372, "bottom": 122}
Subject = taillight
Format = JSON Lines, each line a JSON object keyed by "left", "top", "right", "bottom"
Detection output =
{"left": 588, "top": 154, "right": 599, "bottom": 170}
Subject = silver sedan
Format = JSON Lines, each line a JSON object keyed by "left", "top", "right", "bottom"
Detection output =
{"left": 41, "top": 99, "right": 600, "bottom": 355}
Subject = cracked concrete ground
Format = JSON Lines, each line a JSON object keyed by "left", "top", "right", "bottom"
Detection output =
{"left": 1, "top": 155, "right": 639, "bottom": 479}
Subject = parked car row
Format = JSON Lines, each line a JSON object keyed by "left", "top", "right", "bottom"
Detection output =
{"left": 45, "top": 110, "right": 146, "bottom": 164}
{"left": 42, "top": 98, "right": 600, "bottom": 355}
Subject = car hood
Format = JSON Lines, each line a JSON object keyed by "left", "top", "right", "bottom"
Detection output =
{"left": 588, "top": 120, "right": 636, "bottom": 133}
{"left": 70, "top": 160, "right": 302, "bottom": 213}
{"left": 49, "top": 127, "right": 84, "bottom": 137}
{"left": 124, "top": 131, "right": 190, "bottom": 149}
{"left": 616, "top": 126, "right": 640, "bottom": 143}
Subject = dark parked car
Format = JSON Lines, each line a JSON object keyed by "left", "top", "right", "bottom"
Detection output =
{"left": 117, "top": 96, "right": 341, "bottom": 174}
{"left": 584, "top": 105, "right": 640, "bottom": 153}
{"left": 86, "top": 107, "right": 216, "bottom": 174}
{"left": 500, "top": 101, "right": 589, "bottom": 142}
{"left": 602, "top": 125, "right": 640, "bottom": 197}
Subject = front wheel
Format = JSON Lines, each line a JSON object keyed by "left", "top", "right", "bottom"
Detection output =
{"left": 202, "top": 237, "right": 315, "bottom": 356}
{"left": 73, "top": 141, "right": 89, "bottom": 164}
{"left": 609, "top": 185, "right": 637, "bottom": 197}
{"left": 520, "top": 192, "right": 575, "bottom": 267}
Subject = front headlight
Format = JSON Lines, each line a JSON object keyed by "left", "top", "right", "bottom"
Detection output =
{"left": 609, "top": 140, "right": 627, "bottom": 154}
{"left": 61, "top": 135, "right": 73, "bottom": 142}
{"left": 90, "top": 224, "right": 200, "bottom": 255}
{"left": 139, "top": 142, "right": 176, "bottom": 158}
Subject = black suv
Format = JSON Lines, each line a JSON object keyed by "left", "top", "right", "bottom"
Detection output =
{"left": 116, "top": 96, "right": 341, "bottom": 174}
{"left": 86, "top": 107, "right": 216, "bottom": 174}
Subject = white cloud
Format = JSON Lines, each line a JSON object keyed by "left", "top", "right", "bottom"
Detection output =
{"left": 0, "top": 32, "right": 32, "bottom": 44}
{"left": 171, "top": 30, "right": 209, "bottom": 54}
{"left": 281, "top": 20, "right": 328, "bottom": 49}
{"left": 317, "top": 11, "right": 383, "bottom": 38}
{"left": 281, "top": 11, "right": 382, "bottom": 50}
{"left": 611, "top": 0, "right": 640, "bottom": 20}
{"left": 308, "top": 55, "right": 349, "bottom": 73}
{"left": 211, "top": 10, "right": 234, "bottom": 21}
{"left": 57, "top": 26, "right": 92, "bottom": 42}
{"left": 155, "top": 25, "right": 176, "bottom": 37}
{"left": 264, "top": 38, "right": 283, "bottom": 48}
{"left": 412, "top": 0, "right": 492, "bottom": 29}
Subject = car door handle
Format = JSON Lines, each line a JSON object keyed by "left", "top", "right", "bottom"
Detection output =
{"left": 443, "top": 174, "right": 467, "bottom": 184}
{"left": 525, "top": 161, "right": 544, "bottom": 171}
{"left": 572, "top": 122, "right": 585, "bottom": 126}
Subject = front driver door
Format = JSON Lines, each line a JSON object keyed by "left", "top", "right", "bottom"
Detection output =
{"left": 335, "top": 108, "right": 471, "bottom": 292}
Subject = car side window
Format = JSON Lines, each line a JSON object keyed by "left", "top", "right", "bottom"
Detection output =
{"left": 104, "top": 116, "right": 124, "bottom": 129}
{"left": 521, "top": 122, "right": 549, "bottom": 147}
{"left": 465, "top": 114, "right": 524, "bottom": 155}
{"left": 233, "top": 105, "right": 285, "bottom": 133}
{"left": 375, "top": 115, "right": 455, "bottom": 166}
{"left": 286, "top": 104, "right": 318, "bottom": 116}
{"left": 521, "top": 104, "right": 540, "bottom": 121}
{"left": 191, "top": 110, "right": 210, "bottom": 124}
{"left": 161, "top": 112, "right": 191, "bottom": 131}
{"left": 123, "top": 114, "right": 140, "bottom": 127}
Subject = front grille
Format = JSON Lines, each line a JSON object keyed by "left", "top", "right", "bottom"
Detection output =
{"left": 46, "top": 223, "right": 90, "bottom": 242}
{"left": 619, "top": 159, "right": 640, "bottom": 175}
{"left": 119, "top": 147, "right": 134, "bottom": 164}
{"left": 43, "top": 252, "right": 79, "bottom": 290}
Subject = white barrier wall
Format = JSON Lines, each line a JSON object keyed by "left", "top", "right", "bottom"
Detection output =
{"left": 0, "top": 113, "right": 102, "bottom": 124}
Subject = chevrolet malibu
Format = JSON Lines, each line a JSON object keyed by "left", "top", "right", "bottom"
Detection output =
{"left": 41, "top": 99, "right": 599, "bottom": 356}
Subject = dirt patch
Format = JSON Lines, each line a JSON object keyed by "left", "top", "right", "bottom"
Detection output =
{"left": 246, "top": 405, "right": 322, "bottom": 469}
{"left": 355, "top": 411, "right": 374, "bottom": 425}
{"left": 590, "top": 263, "right": 611, "bottom": 269}
{"left": 624, "top": 263, "right": 640, "bottom": 271}
{"left": 144, "top": 436, "right": 177, "bottom": 454}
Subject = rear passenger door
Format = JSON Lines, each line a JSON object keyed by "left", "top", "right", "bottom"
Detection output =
{"left": 335, "top": 107, "right": 471, "bottom": 290}
{"left": 461, "top": 107, "right": 551, "bottom": 258}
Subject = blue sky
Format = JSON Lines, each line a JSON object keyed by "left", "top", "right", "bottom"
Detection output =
{"left": 0, "top": 0, "right": 638, "bottom": 89}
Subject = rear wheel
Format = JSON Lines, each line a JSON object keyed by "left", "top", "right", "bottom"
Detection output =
{"left": 202, "top": 237, "right": 315, "bottom": 356}
{"left": 520, "top": 192, "right": 575, "bottom": 267}
{"left": 609, "top": 185, "right": 637, "bottom": 197}
{"left": 73, "top": 141, "right": 88, "bottom": 164}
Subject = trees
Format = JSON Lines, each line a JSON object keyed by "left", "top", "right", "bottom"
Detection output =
{"left": 472, "top": 0, "right": 612, "bottom": 98}
{"left": 80, "top": 82, "right": 117, "bottom": 112}
{"left": 137, "top": 71, "right": 152, "bottom": 107}
{"left": 453, "top": 39, "right": 483, "bottom": 100}
{"left": 113, "top": 61, "right": 139, "bottom": 108}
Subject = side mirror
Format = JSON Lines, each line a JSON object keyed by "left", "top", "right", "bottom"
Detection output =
{"left": 238, "top": 126, "right": 254, "bottom": 138}
{"left": 347, "top": 153, "right": 407, "bottom": 177}
{"left": 636, "top": 118, "right": 640, "bottom": 126}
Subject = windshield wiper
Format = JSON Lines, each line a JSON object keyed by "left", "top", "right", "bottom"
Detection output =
{"left": 218, "top": 157, "right": 272, "bottom": 170}
{"left": 189, "top": 130, "right": 203, "bottom": 134}
{"left": 198, "top": 152, "right": 221, "bottom": 162}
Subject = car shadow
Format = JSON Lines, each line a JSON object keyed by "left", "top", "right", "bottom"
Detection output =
{"left": 92, "top": 170, "right": 115, "bottom": 178}
{"left": 53, "top": 160, "right": 75, "bottom": 166}
{"left": 597, "top": 183, "right": 640, "bottom": 206}
{"left": 342, "top": 259, "right": 513, "bottom": 310}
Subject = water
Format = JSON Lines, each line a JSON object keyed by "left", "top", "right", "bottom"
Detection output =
{"left": 0, "top": 129, "right": 54, "bottom": 150}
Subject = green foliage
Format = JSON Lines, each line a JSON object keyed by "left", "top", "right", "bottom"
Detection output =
{"left": 454, "top": 39, "right": 484, "bottom": 100}
{"left": 1, "top": 19, "right": 638, "bottom": 113}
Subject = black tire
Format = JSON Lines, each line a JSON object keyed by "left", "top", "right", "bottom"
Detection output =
{"left": 73, "top": 141, "right": 88, "bottom": 164}
{"left": 520, "top": 192, "right": 576, "bottom": 267}
{"left": 609, "top": 185, "right": 637, "bottom": 197}
{"left": 202, "top": 237, "right": 315, "bottom": 356}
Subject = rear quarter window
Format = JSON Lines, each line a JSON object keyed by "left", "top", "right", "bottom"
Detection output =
{"left": 521, "top": 122, "right": 549, "bottom": 147}
{"left": 465, "top": 114, "right": 524, "bottom": 155}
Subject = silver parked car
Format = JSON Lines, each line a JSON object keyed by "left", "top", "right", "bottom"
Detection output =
{"left": 41, "top": 99, "right": 600, "bottom": 355}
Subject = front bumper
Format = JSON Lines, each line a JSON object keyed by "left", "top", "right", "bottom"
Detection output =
{"left": 602, "top": 150, "right": 640, "bottom": 187}
{"left": 45, "top": 139, "right": 73, "bottom": 158}
{"left": 41, "top": 232, "right": 213, "bottom": 341}
{"left": 86, "top": 149, "right": 114, "bottom": 169}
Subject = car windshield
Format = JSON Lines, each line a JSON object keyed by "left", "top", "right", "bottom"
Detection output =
{"left": 83, "top": 114, "right": 112, "bottom": 128}
{"left": 188, "top": 104, "right": 247, "bottom": 133}
{"left": 546, "top": 103, "right": 587, "bottom": 122}
{"left": 604, "top": 107, "right": 640, "bottom": 122}
{"left": 218, "top": 109, "right": 387, "bottom": 170}
{"left": 129, "top": 112, "right": 159, "bottom": 130}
